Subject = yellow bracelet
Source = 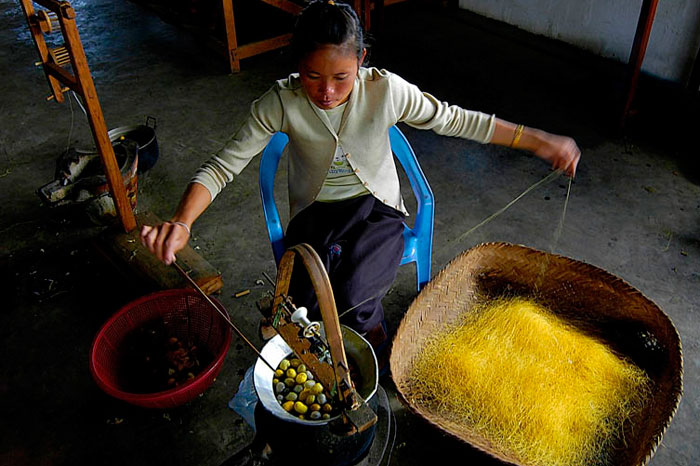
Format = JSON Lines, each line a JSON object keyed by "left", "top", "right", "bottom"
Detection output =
{"left": 511, "top": 124, "right": 524, "bottom": 148}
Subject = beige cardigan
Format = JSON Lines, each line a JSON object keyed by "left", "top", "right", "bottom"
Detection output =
{"left": 192, "top": 67, "right": 495, "bottom": 218}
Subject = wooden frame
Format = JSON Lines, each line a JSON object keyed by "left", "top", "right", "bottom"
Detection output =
{"left": 19, "top": 0, "right": 136, "bottom": 232}
{"left": 20, "top": 0, "right": 224, "bottom": 293}
{"left": 221, "top": 0, "right": 371, "bottom": 73}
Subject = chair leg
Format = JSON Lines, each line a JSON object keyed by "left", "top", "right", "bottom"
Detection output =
{"left": 415, "top": 254, "right": 431, "bottom": 292}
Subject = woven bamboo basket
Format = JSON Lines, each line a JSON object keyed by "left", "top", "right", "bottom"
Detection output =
{"left": 391, "top": 242, "right": 683, "bottom": 466}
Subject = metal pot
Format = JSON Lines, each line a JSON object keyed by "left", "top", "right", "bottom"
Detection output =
{"left": 253, "top": 325, "right": 378, "bottom": 465}
{"left": 108, "top": 117, "right": 158, "bottom": 173}
{"left": 38, "top": 139, "right": 138, "bottom": 206}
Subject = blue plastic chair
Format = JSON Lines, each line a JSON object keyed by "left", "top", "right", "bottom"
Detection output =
{"left": 259, "top": 126, "right": 434, "bottom": 291}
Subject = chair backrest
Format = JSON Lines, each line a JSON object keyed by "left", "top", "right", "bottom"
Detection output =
{"left": 388, "top": 126, "right": 434, "bottom": 290}
{"left": 259, "top": 131, "right": 289, "bottom": 263}
{"left": 388, "top": 127, "right": 433, "bottom": 245}
{"left": 259, "top": 126, "right": 434, "bottom": 290}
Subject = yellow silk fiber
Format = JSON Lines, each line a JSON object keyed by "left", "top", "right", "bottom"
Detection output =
{"left": 407, "top": 297, "right": 651, "bottom": 466}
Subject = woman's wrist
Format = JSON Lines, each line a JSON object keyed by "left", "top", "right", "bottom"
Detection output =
{"left": 510, "top": 125, "right": 524, "bottom": 148}
{"left": 167, "top": 182, "right": 211, "bottom": 236}
{"left": 514, "top": 126, "right": 547, "bottom": 153}
{"left": 491, "top": 119, "right": 542, "bottom": 152}
{"left": 169, "top": 219, "right": 191, "bottom": 236}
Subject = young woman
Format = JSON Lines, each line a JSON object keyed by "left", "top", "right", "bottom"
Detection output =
{"left": 141, "top": 0, "right": 580, "bottom": 356}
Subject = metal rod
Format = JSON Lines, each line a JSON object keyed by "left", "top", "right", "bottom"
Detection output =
{"left": 262, "top": 269, "right": 378, "bottom": 329}
{"left": 262, "top": 271, "right": 276, "bottom": 287}
{"left": 337, "top": 293, "right": 381, "bottom": 319}
{"left": 173, "top": 261, "right": 276, "bottom": 372}
{"left": 261, "top": 271, "right": 333, "bottom": 351}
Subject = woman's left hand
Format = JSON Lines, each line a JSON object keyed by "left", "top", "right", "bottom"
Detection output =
{"left": 491, "top": 120, "right": 581, "bottom": 177}
{"left": 532, "top": 132, "right": 581, "bottom": 177}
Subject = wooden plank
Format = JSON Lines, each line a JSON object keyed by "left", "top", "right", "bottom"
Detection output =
{"left": 43, "top": 61, "right": 78, "bottom": 89}
{"left": 220, "top": 0, "right": 298, "bottom": 73}
{"left": 237, "top": 33, "right": 293, "bottom": 60}
{"left": 94, "top": 211, "right": 223, "bottom": 295}
{"left": 258, "top": 0, "right": 303, "bottom": 16}
{"left": 34, "top": 0, "right": 64, "bottom": 12}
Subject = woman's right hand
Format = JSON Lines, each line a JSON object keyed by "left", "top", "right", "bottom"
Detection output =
{"left": 140, "top": 182, "right": 213, "bottom": 265}
{"left": 140, "top": 221, "right": 191, "bottom": 265}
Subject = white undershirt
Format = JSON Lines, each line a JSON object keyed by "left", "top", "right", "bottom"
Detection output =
{"left": 316, "top": 102, "right": 370, "bottom": 202}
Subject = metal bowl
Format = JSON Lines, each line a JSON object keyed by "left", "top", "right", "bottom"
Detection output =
{"left": 254, "top": 325, "right": 378, "bottom": 425}
{"left": 108, "top": 123, "right": 158, "bottom": 173}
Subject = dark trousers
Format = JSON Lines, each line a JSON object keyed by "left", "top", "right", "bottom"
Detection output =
{"left": 284, "top": 194, "right": 405, "bottom": 334}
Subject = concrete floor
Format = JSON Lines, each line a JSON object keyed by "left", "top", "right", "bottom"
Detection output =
{"left": 2, "top": 1, "right": 698, "bottom": 465}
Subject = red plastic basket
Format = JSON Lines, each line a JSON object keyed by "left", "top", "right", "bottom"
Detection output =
{"left": 89, "top": 289, "right": 233, "bottom": 409}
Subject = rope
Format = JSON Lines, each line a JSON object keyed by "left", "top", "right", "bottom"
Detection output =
{"left": 451, "top": 169, "right": 574, "bottom": 292}
{"left": 455, "top": 170, "right": 563, "bottom": 243}
{"left": 338, "top": 293, "right": 382, "bottom": 319}
{"left": 550, "top": 175, "right": 572, "bottom": 254}
{"left": 71, "top": 90, "right": 88, "bottom": 118}
{"left": 534, "top": 175, "right": 573, "bottom": 290}
{"left": 65, "top": 90, "right": 75, "bottom": 153}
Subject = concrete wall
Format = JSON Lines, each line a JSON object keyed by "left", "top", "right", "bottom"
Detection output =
{"left": 458, "top": 0, "right": 700, "bottom": 84}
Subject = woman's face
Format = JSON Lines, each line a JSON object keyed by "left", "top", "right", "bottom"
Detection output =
{"left": 299, "top": 44, "right": 366, "bottom": 110}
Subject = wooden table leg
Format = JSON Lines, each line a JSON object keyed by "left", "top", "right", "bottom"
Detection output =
{"left": 373, "top": 0, "right": 385, "bottom": 40}
{"left": 222, "top": 0, "right": 240, "bottom": 73}
{"left": 363, "top": 0, "right": 371, "bottom": 30}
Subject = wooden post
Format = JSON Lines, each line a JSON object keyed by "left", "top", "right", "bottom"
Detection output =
{"left": 19, "top": 0, "right": 65, "bottom": 103}
{"left": 221, "top": 0, "right": 240, "bottom": 73}
{"left": 21, "top": 0, "right": 137, "bottom": 232}
{"left": 373, "top": 0, "right": 385, "bottom": 43}
{"left": 259, "top": 0, "right": 303, "bottom": 15}
{"left": 621, "top": 0, "right": 659, "bottom": 127}
{"left": 353, "top": 0, "right": 371, "bottom": 31}
{"left": 58, "top": 4, "right": 136, "bottom": 232}
{"left": 688, "top": 44, "right": 700, "bottom": 92}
